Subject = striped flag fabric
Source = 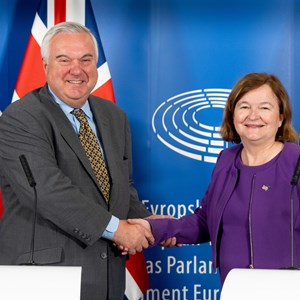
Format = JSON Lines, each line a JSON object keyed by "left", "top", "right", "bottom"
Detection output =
{"left": 3, "top": 0, "right": 150, "bottom": 299}
{"left": 12, "top": 0, "right": 115, "bottom": 102}
{"left": 125, "top": 252, "right": 150, "bottom": 300}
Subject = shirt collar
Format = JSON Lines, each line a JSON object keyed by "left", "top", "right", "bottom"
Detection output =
{"left": 48, "top": 86, "right": 93, "bottom": 120}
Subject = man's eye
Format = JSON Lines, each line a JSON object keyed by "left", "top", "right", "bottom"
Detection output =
{"left": 81, "top": 59, "right": 92, "bottom": 64}
{"left": 58, "top": 59, "right": 70, "bottom": 64}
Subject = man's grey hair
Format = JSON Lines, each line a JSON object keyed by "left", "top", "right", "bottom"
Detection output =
{"left": 41, "top": 21, "right": 99, "bottom": 63}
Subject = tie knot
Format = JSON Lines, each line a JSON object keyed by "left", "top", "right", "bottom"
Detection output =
{"left": 71, "top": 109, "right": 87, "bottom": 123}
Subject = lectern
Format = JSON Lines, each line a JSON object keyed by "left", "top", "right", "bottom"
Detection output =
{"left": 0, "top": 265, "right": 81, "bottom": 300}
{"left": 220, "top": 268, "right": 300, "bottom": 300}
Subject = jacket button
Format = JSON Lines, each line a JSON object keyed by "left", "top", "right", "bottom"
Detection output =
{"left": 100, "top": 252, "right": 108, "bottom": 259}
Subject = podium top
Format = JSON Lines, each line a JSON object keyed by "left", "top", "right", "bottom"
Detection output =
{"left": 0, "top": 265, "right": 82, "bottom": 300}
{"left": 221, "top": 268, "right": 300, "bottom": 300}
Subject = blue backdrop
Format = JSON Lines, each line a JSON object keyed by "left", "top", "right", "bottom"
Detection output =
{"left": 1, "top": 0, "right": 300, "bottom": 299}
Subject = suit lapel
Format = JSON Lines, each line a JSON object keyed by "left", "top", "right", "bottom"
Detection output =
{"left": 89, "top": 98, "right": 117, "bottom": 184}
{"left": 38, "top": 87, "right": 101, "bottom": 191}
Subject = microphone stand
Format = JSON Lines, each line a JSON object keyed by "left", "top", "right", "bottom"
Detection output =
{"left": 29, "top": 186, "right": 38, "bottom": 265}
{"left": 285, "top": 153, "right": 300, "bottom": 270}
{"left": 290, "top": 183, "right": 296, "bottom": 268}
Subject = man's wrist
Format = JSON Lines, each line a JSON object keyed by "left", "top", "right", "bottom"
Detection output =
{"left": 101, "top": 215, "right": 120, "bottom": 240}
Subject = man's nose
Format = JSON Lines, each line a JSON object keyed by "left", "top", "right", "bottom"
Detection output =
{"left": 69, "top": 60, "right": 82, "bottom": 74}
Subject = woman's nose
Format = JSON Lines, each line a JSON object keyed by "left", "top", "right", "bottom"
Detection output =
{"left": 248, "top": 108, "right": 259, "bottom": 119}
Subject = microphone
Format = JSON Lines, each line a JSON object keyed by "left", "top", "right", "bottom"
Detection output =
{"left": 291, "top": 154, "right": 300, "bottom": 186}
{"left": 19, "top": 154, "right": 36, "bottom": 187}
{"left": 19, "top": 154, "right": 37, "bottom": 265}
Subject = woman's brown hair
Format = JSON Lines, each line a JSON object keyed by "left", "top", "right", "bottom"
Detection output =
{"left": 220, "top": 72, "right": 298, "bottom": 144}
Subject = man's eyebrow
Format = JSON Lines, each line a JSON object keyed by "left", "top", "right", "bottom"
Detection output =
{"left": 55, "top": 54, "right": 94, "bottom": 59}
{"left": 55, "top": 54, "right": 69, "bottom": 59}
{"left": 81, "top": 54, "right": 94, "bottom": 59}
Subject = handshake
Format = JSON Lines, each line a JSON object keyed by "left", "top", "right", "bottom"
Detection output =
{"left": 112, "top": 215, "right": 178, "bottom": 255}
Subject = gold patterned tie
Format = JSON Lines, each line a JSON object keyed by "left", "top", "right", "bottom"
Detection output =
{"left": 72, "top": 109, "right": 110, "bottom": 202}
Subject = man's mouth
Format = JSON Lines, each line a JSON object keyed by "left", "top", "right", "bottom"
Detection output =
{"left": 67, "top": 80, "right": 84, "bottom": 84}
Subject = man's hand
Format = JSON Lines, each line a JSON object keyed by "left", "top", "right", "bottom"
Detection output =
{"left": 128, "top": 216, "right": 181, "bottom": 248}
{"left": 112, "top": 220, "right": 154, "bottom": 255}
{"left": 127, "top": 218, "right": 151, "bottom": 231}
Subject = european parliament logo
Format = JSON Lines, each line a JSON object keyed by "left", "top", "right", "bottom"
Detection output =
{"left": 152, "top": 89, "right": 231, "bottom": 163}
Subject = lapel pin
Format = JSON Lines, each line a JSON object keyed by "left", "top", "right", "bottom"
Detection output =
{"left": 261, "top": 185, "right": 270, "bottom": 192}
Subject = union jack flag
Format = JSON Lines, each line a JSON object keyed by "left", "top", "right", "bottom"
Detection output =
{"left": 12, "top": 0, "right": 114, "bottom": 102}
{"left": 3, "top": 0, "right": 149, "bottom": 299}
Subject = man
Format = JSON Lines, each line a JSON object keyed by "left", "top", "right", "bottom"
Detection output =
{"left": 0, "top": 22, "right": 154, "bottom": 300}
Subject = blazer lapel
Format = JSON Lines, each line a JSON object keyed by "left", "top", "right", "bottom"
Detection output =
{"left": 89, "top": 98, "right": 117, "bottom": 184}
{"left": 38, "top": 86, "right": 101, "bottom": 190}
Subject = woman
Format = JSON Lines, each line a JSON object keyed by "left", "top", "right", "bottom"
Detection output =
{"left": 130, "top": 72, "right": 300, "bottom": 285}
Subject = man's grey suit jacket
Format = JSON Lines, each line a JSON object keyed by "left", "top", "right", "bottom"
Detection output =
{"left": 0, "top": 85, "right": 151, "bottom": 300}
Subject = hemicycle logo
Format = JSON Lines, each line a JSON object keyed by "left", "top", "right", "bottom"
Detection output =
{"left": 152, "top": 88, "right": 231, "bottom": 163}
